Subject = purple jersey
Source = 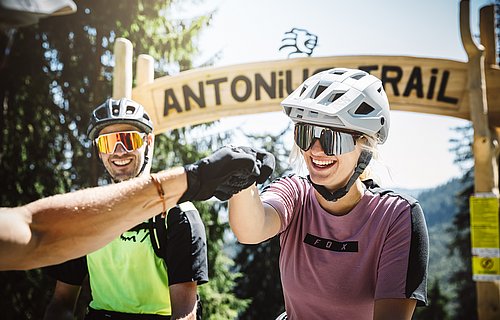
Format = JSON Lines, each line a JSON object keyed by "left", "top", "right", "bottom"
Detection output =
{"left": 261, "top": 175, "right": 428, "bottom": 320}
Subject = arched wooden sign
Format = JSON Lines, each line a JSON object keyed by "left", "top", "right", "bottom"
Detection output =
{"left": 131, "top": 55, "right": 500, "bottom": 134}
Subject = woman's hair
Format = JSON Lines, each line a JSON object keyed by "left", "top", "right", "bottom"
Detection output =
{"left": 289, "top": 134, "right": 383, "bottom": 183}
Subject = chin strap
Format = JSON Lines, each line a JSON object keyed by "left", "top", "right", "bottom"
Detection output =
{"left": 307, "top": 149, "right": 373, "bottom": 202}
{"left": 136, "top": 144, "right": 150, "bottom": 177}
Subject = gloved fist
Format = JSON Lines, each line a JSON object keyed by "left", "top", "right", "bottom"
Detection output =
{"left": 178, "top": 146, "right": 275, "bottom": 203}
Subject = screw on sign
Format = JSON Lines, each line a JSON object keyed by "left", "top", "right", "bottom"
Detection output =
{"left": 480, "top": 257, "right": 494, "bottom": 270}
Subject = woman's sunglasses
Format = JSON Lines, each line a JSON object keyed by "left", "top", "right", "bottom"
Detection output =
{"left": 294, "top": 123, "right": 358, "bottom": 156}
{"left": 95, "top": 131, "right": 147, "bottom": 154}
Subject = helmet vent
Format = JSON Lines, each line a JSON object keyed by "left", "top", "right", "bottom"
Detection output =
{"left": 313, "top": 84, "right": 328, "bottom": 99}
{"left": 126, "top": 106, "right": 136, "bottom": 115}
{"left": 354, "top": 102, "right": 375, "bottom": 115}
{"left": 377, "top": 87, "right": 382, "bottom": 93}
{"left": 351, "top": 74, "right": 366, "bottom": 80}
{"left": 330, "top": 70, "right": 346, "bottom": 75}
{"left": 329, "top": 92, "right": 345, "bottom": 103}
{"left": 300, "top": 85, "right": 308, "bottom": 97}
{"left": 112, "top": 105, "right": 120, "bottom": 115}
{"left": 95, "top": 108, "right": 107, "bottom": 120}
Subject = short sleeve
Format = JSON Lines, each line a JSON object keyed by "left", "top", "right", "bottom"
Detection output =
{"left": 43, "top": 256, "right": 88, "bottom": 286}
{"left": 261, "top": 175, "right": 304, "bottom": 233}
{"left": 165, "top": 204, "right": 208, "bottom": 286}
{"left": 375, "top": 201, "right": 429, "bottom": 306}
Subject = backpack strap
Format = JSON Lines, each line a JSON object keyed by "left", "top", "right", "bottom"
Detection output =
{"left": 148, "top": 202, "right": 197, "bottom": 261}
{"left": 148, "top": 213, "right": 166, "bottom": 259}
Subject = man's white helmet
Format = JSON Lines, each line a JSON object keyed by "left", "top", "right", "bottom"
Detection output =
{"left": 281, "top": 68, "right": 390, "bottom": 143}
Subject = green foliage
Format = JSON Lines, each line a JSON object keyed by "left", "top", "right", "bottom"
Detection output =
{"left": 0, "top": 1, "right": 244, "bottom": 319}
{"left": 199, "top": 252, "right": 250, "bottom": 320}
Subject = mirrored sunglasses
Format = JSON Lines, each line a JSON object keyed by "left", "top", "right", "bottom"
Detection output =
{"left": 95, "top": 131, "right": 147, "bottom": 154}
{"left": 294, "top": 123, "right": 358, "bottom": 156}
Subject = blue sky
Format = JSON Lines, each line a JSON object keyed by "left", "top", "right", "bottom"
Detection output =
{"left": 170, "top": 0, "right": 493, "bottom": 189}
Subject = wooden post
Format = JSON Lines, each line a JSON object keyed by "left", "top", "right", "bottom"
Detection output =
{"left": 461, "top": 1, "right": 500, "bottom": 319}
{"left": 136, "top": 54, "right": 155, "bottom": 87}
{"left": 112, "top": 38, "right": 133, "bottom": 99}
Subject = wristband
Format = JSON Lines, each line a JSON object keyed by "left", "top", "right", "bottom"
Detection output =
{"left": 151, "top": 173, "right": 166, "bottom": 217}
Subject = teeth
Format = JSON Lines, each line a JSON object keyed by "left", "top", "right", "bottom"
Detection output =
{"left": 312, "top": 159, "right": 335, "bottom": 166}
{"left": 112, "top": 159, "right": 132, "bottom": 166}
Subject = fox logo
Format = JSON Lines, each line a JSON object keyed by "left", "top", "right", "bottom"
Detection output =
{"left": 121, "top": 229, "right": 149, "bottom": 243}
{"left": 279, "top": 28, "right": 318, "bottom": 58}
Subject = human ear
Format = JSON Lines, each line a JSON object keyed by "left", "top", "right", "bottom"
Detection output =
{"left": 147, "top": 133, "right": 154, "bottom": 146}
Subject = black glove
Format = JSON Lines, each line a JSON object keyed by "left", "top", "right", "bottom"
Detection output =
{"left": 178, "top": 145, "right": 275, "bottom": 203}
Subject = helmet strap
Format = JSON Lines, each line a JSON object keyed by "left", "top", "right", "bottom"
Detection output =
{"left": 136, "top": 144, "right": 150, "bottom": 177}
{"left": 307, "top": 149, "right": 372, "bottom": 202}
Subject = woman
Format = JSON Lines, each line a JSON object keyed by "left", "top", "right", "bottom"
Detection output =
{"left": 228, "top": 68, "right": 429, "bottom": 320}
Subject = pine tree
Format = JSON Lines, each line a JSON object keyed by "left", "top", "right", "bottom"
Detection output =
{"left": 447, "top": 124, "right": 477, "bottom": 319}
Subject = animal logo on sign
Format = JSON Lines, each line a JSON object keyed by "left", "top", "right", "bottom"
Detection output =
{"left": 279, "top": 28, "right": 318, "bottom": 58}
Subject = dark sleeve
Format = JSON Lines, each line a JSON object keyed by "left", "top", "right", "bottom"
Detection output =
{"left": 165, "top": 206, "right": 208, "bottom": 286}
{"left": 406, "top": 202, "right": 429, "bottom": 306}
{"left": 43, "top": 256, "right": 88, "bottom": 286}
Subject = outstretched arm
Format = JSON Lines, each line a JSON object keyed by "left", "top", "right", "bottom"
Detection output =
{"left": 0, "top": 167, "right": 187, "bottom": 270}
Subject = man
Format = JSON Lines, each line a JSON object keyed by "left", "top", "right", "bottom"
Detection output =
{"left": 43, "top": 98, "right": 209, "bottom": 319}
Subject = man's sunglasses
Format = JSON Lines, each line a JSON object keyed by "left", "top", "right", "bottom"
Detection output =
{"left": 294, "top": 123, "right": 358, "bottom": 156}
{"left": 95, "top": 131, "right": 147, "bottom": 154}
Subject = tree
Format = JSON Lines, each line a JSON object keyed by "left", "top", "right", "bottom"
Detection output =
{"left": 447, "top": 124, "right": 477, "bottom": 319}
{"left": 0, "top": 1, "right": 245, "bottom": 319}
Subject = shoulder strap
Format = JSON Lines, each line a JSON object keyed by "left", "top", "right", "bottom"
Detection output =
{"left": 148, "top": 213, "right": 167, "bottom": 259}
{"left": 148, "top": 205, "right": 188, "bottom": 261}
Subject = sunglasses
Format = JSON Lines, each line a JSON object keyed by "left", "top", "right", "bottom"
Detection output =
{"left": 294, "top": 123, "right": 358, "bottom": 156}
{"left": 95, "top": 131, "right": 147, "bottom": 154}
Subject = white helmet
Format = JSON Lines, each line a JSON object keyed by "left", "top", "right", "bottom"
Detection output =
{"left": 281, "top": 68, "right": 390, "bottom": 143}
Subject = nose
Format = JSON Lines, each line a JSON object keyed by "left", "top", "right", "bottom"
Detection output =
{"left": 112, "top": 142, "right": 128, "bottom": 155}
{"left": 309, "top": 139, "right": 325, "bottom": 155}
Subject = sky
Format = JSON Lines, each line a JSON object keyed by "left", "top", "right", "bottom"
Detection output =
{"left": 170, "top": 0, "right": 494, "bottom": 190}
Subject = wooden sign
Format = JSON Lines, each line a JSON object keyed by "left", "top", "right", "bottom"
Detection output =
{"left": 131, "top": 55, "right": 500, "bottom": 134}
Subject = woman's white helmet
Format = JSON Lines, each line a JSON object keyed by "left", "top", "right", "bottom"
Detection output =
{"left": 281, "top": 68, "right": 390, "bottom": 143}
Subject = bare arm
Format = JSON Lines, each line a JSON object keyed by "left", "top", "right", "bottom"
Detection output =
{"left": 373, "top": 299, "right": 416, "bottom": 320}
{"left": 228, "top": 185, "right": 281, "bottom": 244}
{"left": 0, "top": 167, "right": 187, "bottom": 270}
{"left": 43, "top": 281, "right": 81, "bottom": 320}
{"left": 169, "top": 282, "right": 198, "bottom": 320}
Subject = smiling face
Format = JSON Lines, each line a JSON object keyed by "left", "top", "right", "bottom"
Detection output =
{"left": 302, "top": 138, "right": 362, "bottom": 191}
{"left": 97, "top": 123, "right": 151, "bottom": 182}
